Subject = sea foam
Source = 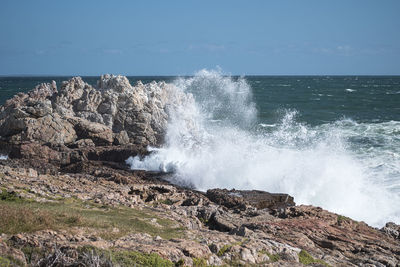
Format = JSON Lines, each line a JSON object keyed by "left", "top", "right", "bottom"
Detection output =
{"left": 127, "top": 69, "right": 400, "bottom": 227}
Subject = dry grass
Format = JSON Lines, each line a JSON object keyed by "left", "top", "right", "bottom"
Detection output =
{"left": 0, "top": 192, "right": 183, "bottom": 240}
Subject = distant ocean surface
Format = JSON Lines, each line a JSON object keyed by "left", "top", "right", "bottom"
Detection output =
{"left": 1, "top": 75, "right": 399, "bottom": 124}
{"left": 1, "top": 73, "right": 400, "bottom": 226}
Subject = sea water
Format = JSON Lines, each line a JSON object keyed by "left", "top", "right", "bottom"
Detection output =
{"left": 1, "top": 72, "right": 399, "bottom": 226}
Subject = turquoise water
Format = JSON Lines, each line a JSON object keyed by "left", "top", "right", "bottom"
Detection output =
{"left": 1, "top": 74, "right": 400, "bottom": 226}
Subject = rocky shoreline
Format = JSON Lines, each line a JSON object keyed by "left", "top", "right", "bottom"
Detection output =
{"left": 0, "top": 75, "right": 399, "bottom": 266}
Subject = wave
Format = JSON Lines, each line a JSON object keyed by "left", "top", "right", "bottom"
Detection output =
{"left": 127, "top": 69, "right": 400, "bottom": 227}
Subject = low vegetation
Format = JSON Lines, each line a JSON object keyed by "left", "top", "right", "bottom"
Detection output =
{"left": 337, "top": 214, "right": 352, "bottom": 224}
{"left": 259, "top": 250, "right": 280, "bottom": 262}
{"left": 298, "top": 250, "right": 331, "bottom": 266}
{"left": 0, "top": 190, "right": 183, "bottom": 240}
{"left": 0, "top": 255, "right": 25, "bottom": 267}
{"left": 110, "top": 249, "right": 174, "bottom": 267}
{"left": 192, "top": 257, "right": 207, "bottom": 267}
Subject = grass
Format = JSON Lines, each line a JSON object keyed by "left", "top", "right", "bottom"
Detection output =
{"left": 298, "top": 250, "right": 331, "bottom": 267}
{"left": 192, "top": 257, "right": 207, "bottom": 267}
{"left": 157, "top": 198, "right": 176, "bottom": 206}
{"left": 0, "top": 189, "right": 24, "bottom": 202}
{"left": 217, "top": 244, "right": 232, "bottom": 257}
{"left": 337, "top": 214, "right": 352, "bottom": 224}
{"left": 216, "top": 239, "right": 248, "bottom": 257}
{"left": 110, "top": 250, "right": 174, "bottom": 267}
{"left": 0, "top": 255, "right": 25, "bottom": 267}
{"left": 0, "top": 193, "right": 184, "bottom": 240}
{"left": 19, "top": 245, "right": 175, "bottom": 267}
{"left": 20, "top": 245, "right": 45, "bottom": 265}
{"left": 259, "top": 250, "right": 280, "bottom": 262}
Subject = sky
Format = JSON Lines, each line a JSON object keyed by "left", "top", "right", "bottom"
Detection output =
{"left": 0, "top": 0, "right": 399, "bottom": 76}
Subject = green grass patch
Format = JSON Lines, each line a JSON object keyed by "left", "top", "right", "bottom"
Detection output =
{"left": 192, "top": 257, "right": 207, "bottom": 267}
{"left": 175, "top": 258, "right": 185, "bottom": 266}
{"left": 0, "top": 255, "right": 25, "bottom": 267}
{"left": 0, "top": 189, "right": 23, "bottom": 202}
{"left": 20, "top": 245, "right": 45, "bottom": 265}
{"left": 216, "top": 239, "right": 247, "bottom": 257}
{"left": 0, "top": 197, "right": 184, "bottom": 240}
{"left": 259, "top": 250, "right": 280, "bottom": 262}
{"left": 298, "top": 250, "right": 331, "bottom": 266}
{"left": 217, "top": 244, "right": 232, "bottom": 257}
{"left": 337, "top": 214, "right": 352, "bottom": 224}
{"left": 112, "top": 250, "right": 174, "bottom": 267}
{"left": 78, "top": 247, "right": 174, "bottom": 267}
{"left": 157, "top": 199, "right": 176, "bottom": 205}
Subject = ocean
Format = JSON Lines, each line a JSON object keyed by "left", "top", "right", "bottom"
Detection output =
{"left": 1, "top": 71, "right": 400, "bottom": 227}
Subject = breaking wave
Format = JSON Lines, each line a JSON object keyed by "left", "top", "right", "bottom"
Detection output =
{"left": 127, "top": 69, "right": 400, "bottom": 227}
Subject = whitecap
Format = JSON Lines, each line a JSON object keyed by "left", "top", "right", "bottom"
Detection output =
{"left": 259, "top": 123, "right": 276, "bottom": 128}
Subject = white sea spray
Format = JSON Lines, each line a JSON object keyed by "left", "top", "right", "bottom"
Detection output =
{"left": 127, "top": 69, "right": 400, "bottom": 227}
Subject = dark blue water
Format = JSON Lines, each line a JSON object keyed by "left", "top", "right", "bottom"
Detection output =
{"left": 1, "top": 76, "right": 399, "bottom": 125}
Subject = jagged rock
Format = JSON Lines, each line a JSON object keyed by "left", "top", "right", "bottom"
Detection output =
{"left": 381, "top": 222, "right": 400, "bottom": 240}
{"left": 113, "top": 130, "right": 130, "bottom": 145}
{"left": 74, "top": 138, "right": 96, "bottom": 148}
{"left": 23, "top": 114, "right": 77, "bottom": 145}
{"left": 0, "top": 74, "right": 189, "bottom": 166}
{"left": 97, "top": 74, "right": 132, "bottom": 93}
{"left": 69, "top": 118, "right": 113, "bottom": 146}
{"left": 240, "top": 248, "right": 256, "bottom": 264}
{"left": 206, "top": 188, "right": 295, "bottom": 211}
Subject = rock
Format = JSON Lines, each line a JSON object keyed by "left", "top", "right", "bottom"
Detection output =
{"left": 27, "top": 168, "right": 38, "bottom": 178}
{"left": 113, "top": 130, "right": 130, "bottom": 145}
{"left": 206, "top": 188, "right": 295, "bottom": 211}
{"left": 240, "top": 248, "right": 256, "bottom": 264}
{"left": 0, "top": 74, "right": 191, "bottom": 166}
{"left": 70, "top": 118, "right": 113, "bottom": 145}
{"left": 206, "top": 189, "right": 247, "bottom": 210}
{"left": 279, "top": 247, "right": 299, "bottom": 262}
{"left": 9, "top": 143, "right": 61, "bottom": 163}
{"left": 74, "top": 138, "right": 96, "bottom": 148}
{"left": 97, "top": 74, "right": 132, "bottom": 93}
{"left": 53, "top": 77, "right": 86, "bottom": 116}
{"left": 381, "top": 222, "right": 400, "bottom": 239}
{"left": 231, "top": 226, "right": 252, "bottom": 237}
{"left": 24, "top": 114, "right": 77, "bottom": 145}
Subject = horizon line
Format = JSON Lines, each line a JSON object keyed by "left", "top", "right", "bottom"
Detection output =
{"left": 1, "top": 73, "right": 400, "bottom": 77}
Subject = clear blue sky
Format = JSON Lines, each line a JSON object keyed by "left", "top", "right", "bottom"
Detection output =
{"left": 1, "top": 0, "right": 399, "bottom": 75}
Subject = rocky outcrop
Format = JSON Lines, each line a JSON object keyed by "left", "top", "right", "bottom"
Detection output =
{"left": 0, "top": 75, "right": 180, "bottom": 163}
{"left": 1, "top": 161, "right": 399, "bottom": 266}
